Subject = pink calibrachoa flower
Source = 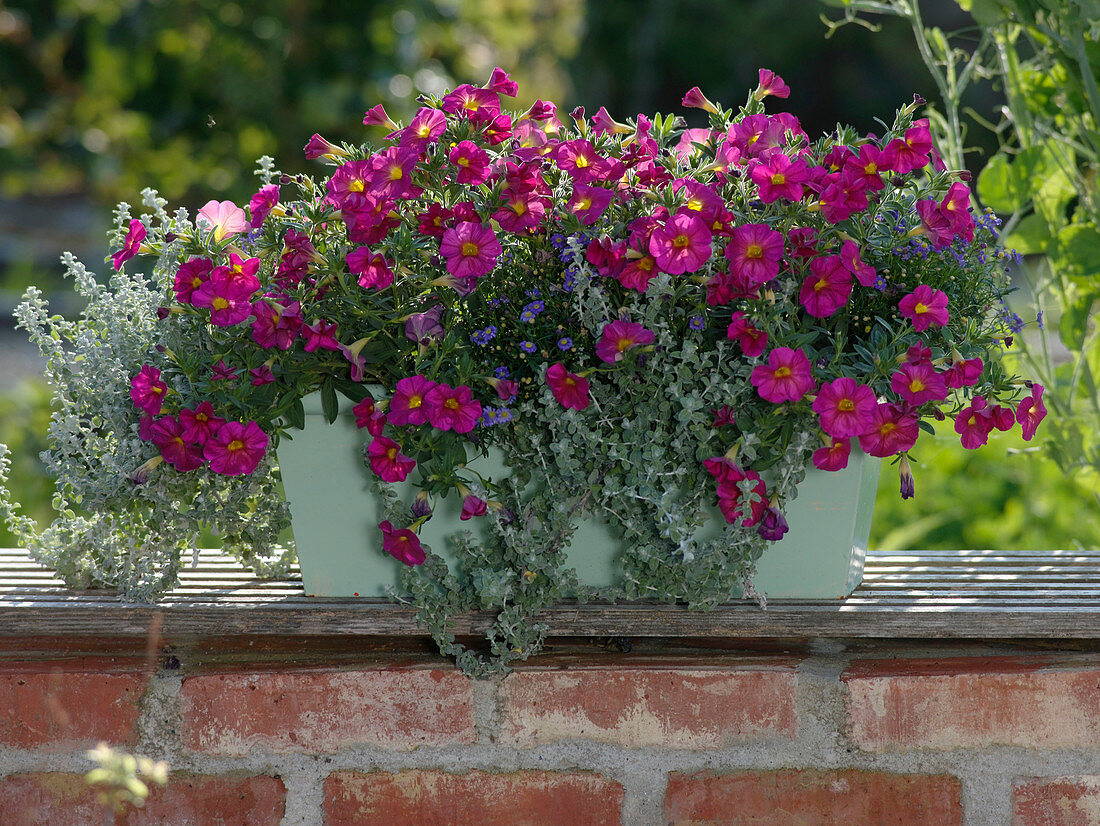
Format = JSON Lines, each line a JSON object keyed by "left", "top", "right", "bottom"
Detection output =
{"left": 843, "top": 143, "right": 894, "bottom": 191}
{"left": 178, "top": 401, "right": 225, "bottom": 445}
{"left": 367, "top": 435, "right": 416, "bottom": 482}
{"left": 210, "top": 360, "right": 240, "bottom": 382}
{"left": 191, "top": 266, "right": 260, "bottom": 327}
{"left": 595, "top": 320, "right": 655, "bottom": 364}
{"left": 197, "top": 200, "right": 249, "bottom": 243}
{"left": 439, "top": 221, "right": 501, "bottom": 281}
{"left": 442, "top": 84, "right": 501, "bottom": 125}
{"left": 799, "top": 255, "right": 853, "bottom": 318}
{"left": 858, "top": 403, "right": 919, "bottom": 457}
{"left": 378, "top": 521, "right": 426, "bottom": 566}
{"left": 716, "top": 469, "right": 768, "bottom": 527}
{"left": 812, "top": 377, "right": 878, "bottom": 439}
{"left": 485, "top": 67, "right": 519, "bottom": 97}
{"left": 891, "top": 361, "right": 948, "bottom": 406}
{"left": 248, "top": 184, "right": 280, "bottom": 228}
{"left": 302, "top": 319, "right": 340, "bottom": 352}
{"left": 448, "top": 140, "right": 491, "bottom": 186}
{"left": 248, "top": 365, "right": 274, "bottom": 386}
{"left": 174, "top": 257, "right": 214, "bottom": 304}
{"left": 726, "top": 312, "right": 768, "bottom": 358}
{"left": 346, "top": 247, "right": 395, "bottom": 290}
{"left": 944, "top": 356, "right": 984, "bottom": 388}
{"left": 888, "top": 118, "right": 933, "bottom": 174}
{"left": 955, "top": 396, "right": 995, "bottom": 449}
{"left": 303, "top": 133, "right": 345, "bottom": 160}
{"left": 353, "top": 397, "right": 387, "bottom": 436}
{"left": 399, "top": 107, "right": 448, "bottom": 148}
{"left": 681, "top": 86, "right": 719, "bottom": 113}
{"left": 251, "top": 299, "right": 301, "bottom": 350}
{"left": 750, "top": 152, "right": 808, "bottom": 203}
{"left": 813, "top": 436, "right": 852, "bottom": 471}
{"left": 649, "top": 212, "right": 713, "bottom": 275}
{"left": 751, "top": 347, "right": 815, "bottom": 404}
{"left": 130, "top": 365, "right": 168, "bottom": 415}
{"left": 460, "top": 494, "right": 488, "bottom": 521}
{"left": 1017, "top": 384, "right": 1047, "bottom": 441}
{"left": 362, "top": 103, "right": 398, "bottom": 129}
{"left": 111, "top": 219, "right": 146, "bottom": 271}
{"left": 423, "top": 383, "right": 482, "bottom": 433}
{"left": 149, "top": 416, "right": 205, "bottom": 473}
{"left": 546, "top": 362, "right": 590, "bottom": 411}
{"left": 724, "top": 224, "right": 784, "bottom": 287}
{"left": 899, "top": 284, "right": 950, "bottom": 332}
{"left": 494, "top": 190, "right": 547, "bottom": 234}
{"left": 388, "top": 375, "right": 436, "bottom": 427}
{"left": 755, "top": 68, "right": 790, "bottom": 99}
{"left": 552, "top": 139, "right": 607, "bottom": 182}
{"left": 203, "top": 420, "right": 269, "bottom": 476}
{"left": 567, "top": 183, "right": 614, "bottom": 226}
{"left": 617, "top": 251, "right": 658, "bottom": 291}
{"left": 839, "top": 240, "right": 877, "bottom": 287}
{"left": 367, "top": 145, "right": 421, "bottom": 200}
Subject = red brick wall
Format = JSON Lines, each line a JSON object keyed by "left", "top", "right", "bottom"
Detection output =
{"left": 1, "top": 643, "right": 1098, "bottom": 824}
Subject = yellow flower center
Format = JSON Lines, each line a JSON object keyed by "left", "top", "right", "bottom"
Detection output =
{"left": 386, "top": 447, "right": 398, "bottom": 460}
{"left": 388, "top": 165, "right": 403, "bottom": 181}
{"left": 770, "top": 172, "right": 786, "bottom": 185}
{"left": 575, "top": 155, "right": 590, "bottom": 169}
{"left": 914, "top": 302, "right": 928, "bottom": 314}
{"left": 774, "top": 366, "right": 791, "bottom": 379}
{"left": 445, "top": 398, "right": 460, "bottom": 410}
{"left": 745, "top": 244, "right": 763, "bottom": 259}
{"left": 511, "top": 201, "right": 527, "bottom": 216}
{"left": 909, "top": 379, "right": 926, "bottom": 392}
{"left": 348, "top": 179, "right": 365, "bottom": 193}
{"left": 212, "top": 297, "right": 230, "bottom": 310}
{"left": 408, "top": 395, "right": 422, "bottom": 409}
{"left": 576, "top": 197, "right": 592, "bottom": 211}
{"left": 815, "top": 278, "right": 829, "bottom": 292}
{"left": 461, "top": 242, "right": 480, "bottom": 256}
{"left": 228, "top": 439, "right": 244, "bottom": 452}
{"left": 673, "top": 233, "right": 691, "bottom": 249}
{"left": 838, "top": 399, "right": 854, "bottom": 411}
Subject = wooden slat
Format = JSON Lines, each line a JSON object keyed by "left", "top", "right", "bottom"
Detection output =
{"left": 1, "top": 547, "right": 1099, "bottom": 640}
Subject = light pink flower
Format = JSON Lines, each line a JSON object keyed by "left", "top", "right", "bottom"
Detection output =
{"left": 197, "top": 200, "right": 249, "bottom": 242}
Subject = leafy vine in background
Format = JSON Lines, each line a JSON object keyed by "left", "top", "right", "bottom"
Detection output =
{"left": 823, "top": 0, "right": 1100, "bottom": 488}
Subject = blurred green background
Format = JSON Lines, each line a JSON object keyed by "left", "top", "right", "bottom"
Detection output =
{"left": 1, "top": 0, "right": 1094, "bottom": 550}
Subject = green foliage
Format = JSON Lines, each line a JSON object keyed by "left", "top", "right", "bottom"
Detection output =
{"left": 0, "top": 379, "right": 54, "bottom": 547}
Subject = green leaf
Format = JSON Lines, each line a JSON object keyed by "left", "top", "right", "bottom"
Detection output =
{"left": 1004, "top": 213, "right": 1054, "bottom": 255}
{"left": 1058, "top": 290, "right": 1095, "bottom": 351}
{"left": 285, "top": 398, "right": 306, "bottom": 431}
{"left": 321, "top": 380, "right": 339, "bottom": 423}
{"left": 977, "top": 146, "right": 1057, "bottom": 213}
{"left": 1051, "top": 224, "right": 1100, "bottom": 284}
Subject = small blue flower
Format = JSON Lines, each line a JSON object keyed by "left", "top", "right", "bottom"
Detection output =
{"left": 873, "top": 275, "right": 888, "bottom": 291}
{"left": 493, "top": 365, "right": 511, "bottom": 379}
{"left": 519, "top": 341, "right": 537, "bottom": 354}
{"left": 550, "top": 233, "right": 567, "bottom": 249}
{"left": 557, "top": 336, "right": 573, "bottom": 351}
{"left": 688, "top": 315, "right": 705, "bottom": 331}
{"left": 525, "top": 288, "right": 542, "bottom": 298}
{"left": 470, "top": 325, "right": 497, "bottom": 346}
{"left": 1037, "top": 310, "right": 1044, "bottom": 330}
{"left": 520, "top": 300, "right": 545, "bottom": 323}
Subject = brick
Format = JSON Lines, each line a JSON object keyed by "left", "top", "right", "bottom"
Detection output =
{"left": 181, "top": 666, "right": 475, "bottom": 754}
{"left": 1014, "top": 777, "right": 1100, "bottom": 826}
{"left": 664, "top": 769, "right": 963, "bottom": 826}
{"left": 499, "top": 661, "right": 798, "bottom": 748}
{"left": 0, "top": 659, "right": 148, "bottom": 749}
{"left": 844, "top": 656, "right": 1100, "bottom": 752}
{"left": 0, "top": 772, "right": 285, "bottom": 826}
{"left": 323, "top": 769, "right": 624, "bottom": 826}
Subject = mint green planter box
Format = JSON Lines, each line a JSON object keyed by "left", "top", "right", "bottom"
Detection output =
{"left": 277, "top": 398, "right": 880, "bottom": 599}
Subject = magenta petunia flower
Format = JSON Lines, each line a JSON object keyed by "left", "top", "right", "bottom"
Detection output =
{"left": 939, "top": 182, "right": 975, "bottom": 241}
{"left": 842, "top": 143, "right": 893, "bottom": 192}
{"left": 405, "top": 305, "right": 444, "bottom": 345}
{"left": 353, "top": 397, "right": 387, "bottom": 435}
{"left": 111, "top": 219, "right": 146, "bottom": 271}
{"left": 839, "top": 240, "right": 877, "bottom": 287}
{"left": 249, "top": 365, "right": 275, "bottom": 386}
{"left": 302, "top": 319, "right": 340, "bottom": 352}
{"left": 726, "top": 312, "right": 769, "bottom": 358}
{"left": 724, "top": 224, "right": 784, "bottom": 287}
{"left": 399, "top": 107, "right": 448, "bottom": 148}
{"left": 944, "top": 356, "right": 983, "bottom": 389}
{"left": 378, "top": 520, "right": 426, "bottom": 566}
{"left": 248, "top": 184, "right": 280, "bottom": 228}
{"left": 191, "top": 266, "right": 259, "bottom": 327}
{"left": 423, "top": 383, "right": 482, "bottom": 433}
{"left": 545, "top": 362, "right": 590, "bottom": 411}
{"left": 899, "top": 284, "right": 950, "bottom": 332}
{"left": 812, "top": 436, "right": 852, "bottom": 472}
{"left": 174, "top": 257, "right": 214, "bottom": 304}
{"left": 800, "top": 255, "right": 853, "bottom": 318}
{"left": 178, "top": 400, "right": 225, "bottom": 446}
{"left": 552, "top": 138, "right": 606, "bottom": 182}
{"left": 750, "top": 152, "right": 808, "bottom": 203}
{"left": 595, "top": 320, "right": 655, "bottom": 364}
{"left": 448, "top": 140, "right": 491, "bottom": 186}
{"left": 460, "top": 494, "right": 488, "bottom": 521}
{"left": 368, "top": 145, "right": 420, "bottom": 200}
{"left": 751, "top": 347, "right": 815, "bottom": 404}
{"left": 755, "top": 68, "right": 790, "bottom": 99}
{"left": 1017, "top": 384, "right": 1047, "bottom": 441}
{"left": 367, "top": 435, "right": 416, "bottom": 482}
{"left": 197, "top": 200, "right": 249, "bottom": 243}
{"left": 362, "top": 102, "right": 396, "bottom": 128}
{"left": 485, "top": 67, "right": 519, "bottom": 97}
{"left": 858, "top": 403, "right": 919, "bottom": 457}
{"left": 888, "top": 118, "right": 933, "bottom": 174}
{"left": 149, "top": 416, "right": 205, "bottom": 473}
{"left": 812, "top": 377, "right": 878, "bottom": 439}
{"left": 439, "top": 221, "right": 502, "bottom": 281}
{"left": 303, "top": 133, "right": 344, "bottom": 160}
{"left": 648, "top": 212, "right": 713, "bottom": 276}
{"left": 210, "top": 360, "right": 240, "bottom": 382}
{"left": 441, "top": 84, "right": 501, "bottom": 125}
{"left": 681, "top": 86, "right": 719, "bottom": 113}
{"left": 617, "top": 252, "right": 659, "bottom": 292}
{"left": 954, "top": 396, "right": 995, "bottom": 450}
{"left": 716, "top": 469, "right": 768, "bottom": 527}
{"left": 130, "top": 365, "right": 168, "bottom": 415}
{"left": 203, "top": 420, "right": 269, "bottom": 476}
{"left": 251, "top": 299, "right": 301, "bottom": 350}
{"left": 567, "top": 183, "right": 614, "bottom": 226}
{"left": 891, "top": 362, "right": 948, "bottom": 406}
{"left": 388, "top": 375, "right": 437, "bottom": 427}
{"left": 346, "top": 247, "right": 395, "bottom": 290}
